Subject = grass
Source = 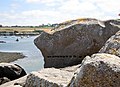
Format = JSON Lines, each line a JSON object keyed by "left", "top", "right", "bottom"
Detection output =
{"left": 0, "top": 27, "right": 53, "bottom": 34}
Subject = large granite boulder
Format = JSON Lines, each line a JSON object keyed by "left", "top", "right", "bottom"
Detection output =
{"left": 99, "top": 30, "right": 120, "bottom": 56}
{"left": 69, "top": 53, "right": 120, "bottom": 87}
{"left": 0, "top": 63, "right": 26, "bottom": 85}
{"left": 34, "top": 18, "right": 120, "bottom": 68}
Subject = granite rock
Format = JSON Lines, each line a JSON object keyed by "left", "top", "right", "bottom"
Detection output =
{"left": 69, "top": 53, "right": 120, "bottom": 87}
{"left": 0, "top": 75, "right": 27, "bottom": 87}
{"left": 34, "top": 18, "right": 120, "bottom": 68}
{"left": 0, "top": 63, "right": 26, "bottom": 85}
{"left": 24, "top": 68, "right": 75, "bottom": 87}
{"left": 99, "top": 30, "right": 120, "bottom": 56}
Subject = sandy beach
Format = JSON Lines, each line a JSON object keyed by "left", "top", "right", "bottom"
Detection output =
{"left": 0, "top": 52, "right": 25, "bottom": 63}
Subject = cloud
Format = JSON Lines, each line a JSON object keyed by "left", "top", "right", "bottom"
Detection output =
{"left": 27, "top": 0, "right": 119, "bottom": 19}
{"left": 11, "top": 3, "right": 19, "bottom": 9}
{"left": 22, "top": 10, "right": 60, "bottom": 17}
{"left": 0, "top": 10, "right": 62, "bottom": 26}
{"left": 26, "top": 0, "right": 57, "bottom": 3}
{"left": 59, "top": 0, "right": 96, "bottom": 13}
{"left": 0, "top": 0, "right": 120, "bottom": 26}
{"left": 58, "top": 0, "right": 120, "bottom": 20}
{"left": 25, "top": 0, "right": 120, "bottom": 20}
{"left": 26, "top": 0, "right": 40, "bottom": 3}
{"left": 97, "top": 0, "right": 120, "bottom": 13}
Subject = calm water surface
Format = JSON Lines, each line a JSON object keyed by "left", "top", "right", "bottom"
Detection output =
{"left": 0, "top": 36, "right": 44, "bottom": 73}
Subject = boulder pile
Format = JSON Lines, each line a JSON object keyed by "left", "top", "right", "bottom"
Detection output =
{"left": 2, "top": 18, "right": 120, "bottom": 87}
{"left": 24, "top": 53, "right": 120, "bottom": 87}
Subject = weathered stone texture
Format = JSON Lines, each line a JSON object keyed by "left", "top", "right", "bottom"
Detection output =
{"left": 0, "top": 63, "right": 26, "bottom": 85}
{"left": 69, "top": 53, "right": 120, "bottom": 87}
{"left": 99, "top": 30, "right": 120, "bottom": 56}
{"left": 25, "top": 68, "right": 74, "bottom": 87}
{"left": 34, "top": 19, "right": 120, "bottom": 68}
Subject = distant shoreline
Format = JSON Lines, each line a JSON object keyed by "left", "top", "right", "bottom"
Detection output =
{"left": 0, "top": 52, "right": 26, "bottom": 63}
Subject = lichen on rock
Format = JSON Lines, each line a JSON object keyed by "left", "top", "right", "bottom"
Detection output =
{"left": 34, "top": 18, "right": 120, "bottom": 68}
{"left": 69, "top": 53, "right": 120, "bottom": 87}
{"left": 99, "top": 30, "right": 120, "bottom": 56}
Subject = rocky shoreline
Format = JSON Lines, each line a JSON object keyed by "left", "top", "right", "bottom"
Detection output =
{"left": 1, "top": 18, "right": 120, "bottom": 87}
{"left": 0, "top": 52, "right": 25, "bottom": 63}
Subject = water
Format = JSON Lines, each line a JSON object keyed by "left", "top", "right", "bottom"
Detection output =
{"left": 0, "top": 36, "right": 44, "bottom": 73}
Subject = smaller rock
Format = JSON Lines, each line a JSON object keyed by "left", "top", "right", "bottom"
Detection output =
{"left": 69, "top": 53, "right": 120, "bottom": 87}
{"left": 0, "top": 77, "right": 10, "bottom": 85}
{"left": 0, "top": 75, "right": 27, "bottom": 87}
{"left": 99, "top": 30, "right": 120, "bottom": 57}
{"left": 0, "top": 63, "right": 26, "bottom": 85}
{"left": 25, "top": 68, "right": 74, "bottom": 87}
